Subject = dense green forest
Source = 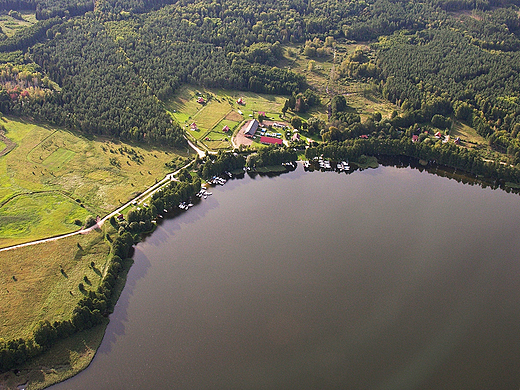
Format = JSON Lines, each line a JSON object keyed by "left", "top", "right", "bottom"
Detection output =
{"left": 0, "top": 0, "right": 517, "bottom": 167}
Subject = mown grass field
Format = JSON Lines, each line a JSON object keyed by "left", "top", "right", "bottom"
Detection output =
{"left": 0, "top": 227, "right": 111, "bottom": 341}
{"left": 0, "top": 117, "right": 187, "bottom": 248}
{"left": 0, "top": 224, "right": 129, "bottom": 390}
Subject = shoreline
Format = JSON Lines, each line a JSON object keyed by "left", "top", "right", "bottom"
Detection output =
{"left": 2, "top": 155, "right": 518, "bottom": 389}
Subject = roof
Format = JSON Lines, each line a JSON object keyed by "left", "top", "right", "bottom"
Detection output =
{"left": 222, "top": 125, "right": 230, "bottom": 132}
{"left": 244, "top": 119, "right": 259, "bottom": 136}
{"left": 260, "top": 136, "right": 283, "bottom": 145}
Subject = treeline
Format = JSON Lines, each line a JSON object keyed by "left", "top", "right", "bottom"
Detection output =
{"left": 197, "top": 151, "right": 246, "bottom": 180}
{"left": 24, "top": 18, "right": 186, "bottom": 147}
{"left": 0, "top": 0, "right": 92, "bottom": 19}
{"left": 306, "top": 137, "right": 520, "bottom": 184}
{"left": 246, "top": 146, "right": 298, "bottom": 167}
{"left": 377, "top": 12, "right": 520, "bottom": 143}
{"left": 148, "top": 179, "right": 201, "bottom": 218}
{"left": 0, "top": 17, "right": 60, "bottom": 52}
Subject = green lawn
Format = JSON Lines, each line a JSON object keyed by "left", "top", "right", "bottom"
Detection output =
{"left": 0, "top": 117, "right": 188, "bottom": 248}
{"left": 191, "top": 99, "right": 233, "bottom": 133}
{"left": 215, "top": 118, "right": 241, "bottom": 133}
{"left": 201, "top": 131, "right": 232, "bottom": 150}
{"left": 167, "top": 86, "right": 291, "bottom": 151}
{"left": 0, "top": 192, "right": 90, "bottom": 246}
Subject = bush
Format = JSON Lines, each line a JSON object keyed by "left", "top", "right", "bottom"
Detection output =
{"left": 84, "top": 215, "right": 97, "bottom": 228}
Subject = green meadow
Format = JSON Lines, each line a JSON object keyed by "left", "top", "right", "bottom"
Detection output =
{"left": 0, "top": 117, "right": 187, "bottom": 248}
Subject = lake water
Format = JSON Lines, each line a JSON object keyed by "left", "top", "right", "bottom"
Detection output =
{"left": 51, "top": 164, "right": 520, "bottom": 390}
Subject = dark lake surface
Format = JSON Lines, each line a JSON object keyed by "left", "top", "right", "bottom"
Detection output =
{"left": 51, "top": 164, "right": 520, "bottom": 390}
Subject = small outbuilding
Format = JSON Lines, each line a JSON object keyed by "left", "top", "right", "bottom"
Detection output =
{"left": 222, "top": 125, "right": 230, "bottom": 132}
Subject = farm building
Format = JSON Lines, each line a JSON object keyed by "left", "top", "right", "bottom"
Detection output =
{"left": 244, "top": 119, "right": 259, "bottom": 137}
{"left": 292, "top": 133, "right": 300, "bottom": 142}
{"left": 237, "top": 97, "right": 245, "bottom": 105}
{"left": 222, "top": 125, "right": 230, "bottom": 132}
{"left": 260, "top": 136, "right": 283, "bottom": 145}
{"left": 197, "top": 97, "right": 205, "bottom": 104}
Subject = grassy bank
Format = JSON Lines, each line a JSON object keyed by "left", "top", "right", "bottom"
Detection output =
{"left": 0, "top": 228, "right": 111, "bottom": 341}
{"left": 0, "top": 250, "right": 133, "bottom": 390}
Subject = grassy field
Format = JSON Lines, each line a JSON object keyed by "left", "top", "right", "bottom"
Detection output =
{"left": 0, "top": 224, "right": 131, "bottom": 390}
{"left": 0, "top": 117, "right": 188, "bottom": 248}
{"left": 280, "top": 43, "right": 397, "bottom": 122}
{"left": 451, "top": 121, "right": 487, "bottom": 146}
{"left": 166, "top": 85, "right": 288, "bottom": 150}
{"left": 0, "top": 228, "right": 111, "bottom": 341}
{"left": 0, "top": 12, "right": 37, "bottom": 37}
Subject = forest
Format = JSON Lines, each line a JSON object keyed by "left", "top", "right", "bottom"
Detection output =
{"left": 0, "top": 0, "right": 517, "bottom": 162}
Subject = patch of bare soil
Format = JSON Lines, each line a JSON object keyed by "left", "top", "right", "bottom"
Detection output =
{"left": 0, "top": 129, "right": 16, "bottom": 157}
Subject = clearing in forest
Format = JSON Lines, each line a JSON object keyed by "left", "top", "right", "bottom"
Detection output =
{"left": 0, "top": 12, "right": 37, "bottom": 37}
{"left": 280, "top": 43, "right": 396, "bottom": 122}
{"left": 167, "top": 85, "right": 288, "bottom": 151}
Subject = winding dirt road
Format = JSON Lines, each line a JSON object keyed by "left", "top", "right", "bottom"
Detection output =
{"left": 0, "top": 160, "right": 194, "bottom": 253}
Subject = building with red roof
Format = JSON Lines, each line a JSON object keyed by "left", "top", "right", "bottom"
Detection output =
{"left": 260, "top": 136, "right": 283, "bottom": 145}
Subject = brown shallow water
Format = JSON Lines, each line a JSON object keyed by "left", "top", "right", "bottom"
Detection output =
{"left": 51, "top": 165, "right": 520, "bottom": 390}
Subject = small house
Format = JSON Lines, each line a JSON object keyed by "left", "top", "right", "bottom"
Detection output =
{"left": 412, "top": 135, "right": 419, "bottom": 142}
{"left": 292, "top": 133, "right": 300, "bottom": 142}
{"left": 237, "top": 97, "right": 245, "bottom": 105}
{"left": 197, "top": 97, "right": 205, "bottom": 104}
{"left": 222, "top": 125, "right": 230, "bottom": 132}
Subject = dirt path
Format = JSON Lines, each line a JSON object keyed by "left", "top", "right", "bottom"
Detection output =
{"left": 0, "top": 129, "right": 16, "bottom": 157}
{"left": 0, "top": 161, "right": 195, "bottom": 253}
